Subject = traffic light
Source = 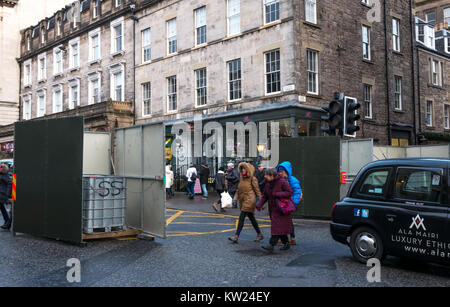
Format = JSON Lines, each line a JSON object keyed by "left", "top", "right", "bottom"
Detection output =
{"left": 321, "top": 92, "right": 345, "bottom": 136}
{"left": 344, "top": 96, "right": 361, "bottom": 137}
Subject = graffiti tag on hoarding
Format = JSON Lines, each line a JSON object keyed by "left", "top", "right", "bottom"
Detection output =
{"left": 97, "top": 181, "right": 124, "bottom": 197}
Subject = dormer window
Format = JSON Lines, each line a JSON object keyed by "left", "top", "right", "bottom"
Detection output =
{"left": 57, "top": 18, "right": 62, "bottom": 36}
{"left": 27, "top": 35, "right": 31, "bottom": 51}
{"left": 41, "top": 28, "right": 46, "bottom": 44}
{"left": 93, "top": 0, "right": 99, "bottom": 18}
{"left": 115, "top": 0, "right": 122, "bottom": 8}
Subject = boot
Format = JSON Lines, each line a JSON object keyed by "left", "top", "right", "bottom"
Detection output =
{"left": 262, "top": 244, "right": 274, "bottom": 252}
{"left": 212, "top": 203, "right": 219, "bottom": 212}
{"left": 280, "top": 243, "right": 291, "bottom": 251}
{"left": 220, "top": 208, "right": 226, "bottom": 213}
{"left": 254, "top": 233, "right": 264, "bottom": 242}
{"left": 0, "top": 224, "right": 8, "bottom": 230}
{"left": 290, "top": 237, "right": 297, "bottom": 245}
{"left": 228, "top": 234, "right": 239, "bottom": 244}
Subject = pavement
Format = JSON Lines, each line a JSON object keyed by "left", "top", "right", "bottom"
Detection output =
{"left": 0, "top": 193, "right": 450, "bottom": 286}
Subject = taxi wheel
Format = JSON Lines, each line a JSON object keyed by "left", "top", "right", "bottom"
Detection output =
{"left": 350, "top": 226, "right": 384, "bottom": 264}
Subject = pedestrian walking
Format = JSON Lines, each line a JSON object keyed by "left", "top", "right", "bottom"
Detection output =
{"left": 212, "top": 167, "right": 226, "bottom": 213}
{"left": 256, "top": 168, "right": 293, "bottom": 252}
{"left": 186, "top": 164, "right": 198, "bottom": 200}
{"left": 277, "top": 161, "right": 302, "bottom": 245}
{"left": 165, "top": 163, "right": 175, "bottom": 199}
{"left": 226, "top": 162, "right": 240, "bottom": 208}
{"left": 199, "top": 163, "right": 210, "bottom": 200}
{"left": 255, "top": 162, "right": 266, "bottom": 193}
{"left": 228, "top": 162, "right": 264, "bottom": 243}
{"left": 0, "top": 164, "right": 12, "bottom": 230}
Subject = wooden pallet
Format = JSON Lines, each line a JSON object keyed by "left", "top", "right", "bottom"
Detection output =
{"left": 82, "top": 228, "right": 142, "bottom": 240}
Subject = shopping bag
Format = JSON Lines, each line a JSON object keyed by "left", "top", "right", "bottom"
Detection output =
{"left": 221, "top": 192, "right": 233, "bottom": 208}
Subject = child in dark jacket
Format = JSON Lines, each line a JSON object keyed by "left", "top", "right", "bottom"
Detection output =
{"left": 277, "top": 161, "right": 302, "bottom": 245}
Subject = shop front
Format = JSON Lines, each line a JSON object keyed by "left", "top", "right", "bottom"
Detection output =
{"left": 164, "top": 101, "right": 325, "bottom": 192}
{"left": 0, "top": 140, "right": 14, "bottom": 159}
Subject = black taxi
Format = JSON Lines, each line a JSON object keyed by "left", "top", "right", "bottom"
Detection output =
{"left": 331, "top": 158, "right": 450, "bottom": 264}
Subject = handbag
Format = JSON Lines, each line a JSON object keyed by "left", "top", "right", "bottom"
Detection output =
{"left": 278, "top": 198, "right": 296, "bottom": 215}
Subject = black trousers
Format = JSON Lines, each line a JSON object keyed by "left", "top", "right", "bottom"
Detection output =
{"left": 235, "top": 212, "right": 261, "bottom": 236}
{"left": 216, "top": 189, "right": 224, "bottom": 205}
{"left": 0, "top": 202, "right": 10, "bottom": 225}
{"left": 270, "top": 235, "right": 289, "bottom": 246}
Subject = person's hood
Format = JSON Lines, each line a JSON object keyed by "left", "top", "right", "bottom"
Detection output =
{"left": 238, "top": 162, "right": 255, "bottom": 178}
{"left": 218, "top": 170, "right": 224, "bottom": 174}
{"left": 277, "top": 161, "right": 293, "bottom": 177}
{"left": 0, "top": 165, "right": 8, "bottom": 175}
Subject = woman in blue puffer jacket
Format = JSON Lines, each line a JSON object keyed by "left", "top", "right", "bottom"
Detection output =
{"left": 277, "top": 161, "right": 302, "bottom": 245}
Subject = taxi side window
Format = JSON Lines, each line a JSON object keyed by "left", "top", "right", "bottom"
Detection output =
{"left": 357, "top": 169, "right": 390, "bottom": 197}
{"left": 393, "top": 168, "right": 442, "bottom": 204}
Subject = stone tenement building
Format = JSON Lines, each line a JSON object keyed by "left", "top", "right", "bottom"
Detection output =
{"left": 0, "top": 0, "right": 74, "bottom": 155}
{"left": 415, "top": 0, "right": 449, "bottom": 29}
{"left": 133, "top": 0, "right": 417, "bottom": 146}
{"left": 16, "top": 0, "right": 137, "bottom": 134}
{"left": 0, "top": 0, "right": 425, "bottom": 154}
{"left": 414, "top": 0, "right": 450, "bottom": 143}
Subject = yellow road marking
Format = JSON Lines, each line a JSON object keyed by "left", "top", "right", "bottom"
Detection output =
{"left": 166, "top": 210, "right": 184, "bottom": 226}
{"left": 165, "top": 208, "right": 278, "bottom": 237}
{"left": 171, "top": 222, "right": 238, "bottom": 226}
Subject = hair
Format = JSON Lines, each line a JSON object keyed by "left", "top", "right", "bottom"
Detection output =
{"left": 265, "top": 168, "right": 277, "bottom": 177}
{"left": 219, "top": 167, "right": 225, "bottom": 172}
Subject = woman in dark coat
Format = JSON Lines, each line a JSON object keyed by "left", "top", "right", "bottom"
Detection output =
{"left": 0, "top": 164, "right": 11, "bottom": 230}
{"left": 257, "top": 168, "right": 293, "bottom": 251}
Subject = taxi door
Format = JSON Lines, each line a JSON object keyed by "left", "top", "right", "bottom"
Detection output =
{"left": 382, "top": 166, "right": 449, "bottom": 262}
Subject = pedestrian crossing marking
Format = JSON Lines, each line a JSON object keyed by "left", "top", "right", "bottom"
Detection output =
{"left": 165, "top": 209, "right": 272, "bottom": 237}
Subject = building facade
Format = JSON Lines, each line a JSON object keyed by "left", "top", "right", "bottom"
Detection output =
{"left": 17, "top": 0, "right": 135, "bottom": 123}
{"left": 0, "top": 0, "right": 75, "bottom": 138}
{"left": 133, "top": 0, "right": 417, "bottom": 149}
{"left": 415, "top": 0, "right": 450, "bottom": 29}
{"left": 414, "top": 0, "right": 450, "bottom": 143}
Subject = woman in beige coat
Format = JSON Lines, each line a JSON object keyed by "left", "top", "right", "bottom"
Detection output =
{"left": 228, "top": 162, "right": 263, "bottom": 243}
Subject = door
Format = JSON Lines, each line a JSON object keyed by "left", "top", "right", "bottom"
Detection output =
{"left": 384, "top": 166, "right": 449, "bottom": 262}
{"left": 114, "top": 123, "right": 166, "bottom": 238}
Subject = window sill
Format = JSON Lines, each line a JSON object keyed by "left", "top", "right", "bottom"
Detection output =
{"left": 393, "top": 109, "right": 404, "bottom": 113}
{"left": 192, "top": 43, "right": 207, "bottom": 51}
{"left": 89, "top": 59, "right": 101, "bottom": 66}
{"left": 362, "top": 59, "right": 374, "bottom": 64}
{"left": 165, "top": 110, "right": 178, "bottom": 115}
{"left": 69, "top": 66, "right": 80, "bottom": 72}
{"left": 53, "top": 73, "right": 63, "bottom": 78}
{"left": 110, "top": 50, "right": 125, "bottom": 58}
{"left": 306, "top": 93, "right": 322, "bottom": 99}
{"left": 264, "top": 92, "right": 282, "bottom": 98}
{"left": 224, "top": 33, "right": 241, "bottom": 41}
{"left": 165, "top": 52, "right": 178, "bottom": 59}
{"left": 228, "top": 98, "right": 243, "bottom": 104}
{"left": 261, "top": 20, "right": 282, "bottom": 30}
{"left": 38, "top": 79, "right": 47, "bottom": 84}
{"left": 393, "top": 50, "right": 403, "bottom": 56}
{"left": 427, "top": 83, "right": 444, "bottom": 90}
{"left": 303, "top": 21, "right": 320, "bottom": 29}
{"left": 363, "top": 118, "right": 376, "bottom": 123}
{"left": 194, "top": 104, "right": 209, "bottom": 110}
